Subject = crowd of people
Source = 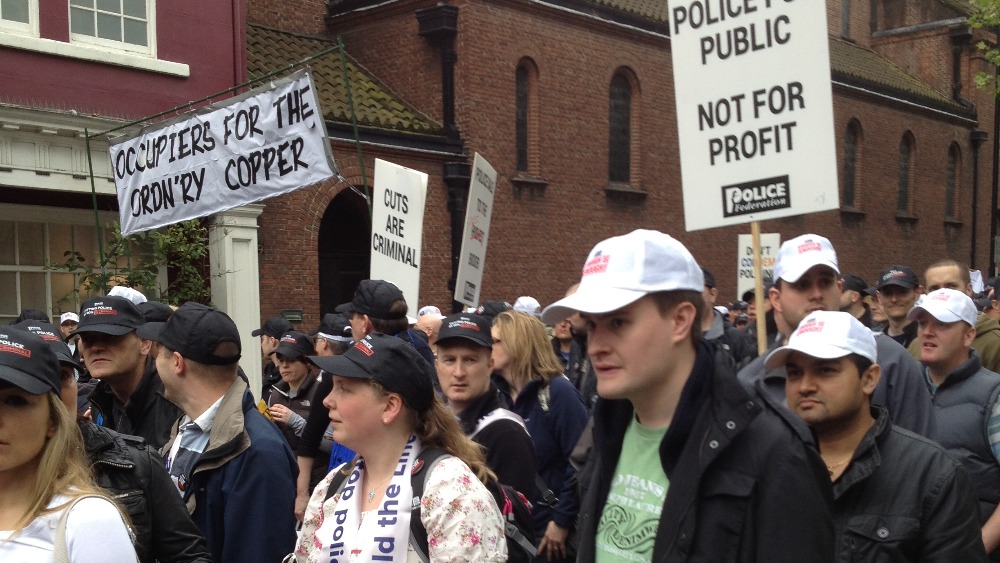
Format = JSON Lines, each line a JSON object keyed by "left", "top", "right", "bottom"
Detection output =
{"left": 6, "top": 229, "right": 1000, "bottom": 562}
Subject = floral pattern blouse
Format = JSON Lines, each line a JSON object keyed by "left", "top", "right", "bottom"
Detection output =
{"left": 293, "top": 454, "right": 507, "bottom": 563}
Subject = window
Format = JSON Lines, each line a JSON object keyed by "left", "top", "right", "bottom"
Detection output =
{"left": 946, "top": 143, "right": 960, "bottom": 218}
{"left": 0, "top": 0, "right": 36, "bottom": 35}
{"left": 897, "top": 133, "right": 914, "bottom": 213}
{"left": 70, "top": 0, "right": 153, "bottom": 55}
{"left": 842, "top": 121, "right": 861, "bottom": 207}
{"left": 514, "top": 58, "right": 538, "bottom": 176}
{"left": 609, "top": 73, "right": 632, "bottom": 184}
{"left": 515, "top": 65, "right": 529, "bottom": 172}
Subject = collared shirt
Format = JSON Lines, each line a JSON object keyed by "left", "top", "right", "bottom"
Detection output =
{"left": 166, "top": 397, "right": 223, "bottom": 496}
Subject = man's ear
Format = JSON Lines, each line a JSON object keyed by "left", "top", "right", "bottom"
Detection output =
{"left": 862, "top": 363, "right": 881, "bottom": 396}
{"left": 138, "top": 337, "right": 152, "bottom": 357}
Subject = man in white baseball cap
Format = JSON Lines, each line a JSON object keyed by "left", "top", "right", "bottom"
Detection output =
{"left": 910, "top": 288, "right": 1000, "bottom": 557}
{"left": 737, "top": 233, "right": 932, "bottom": 437}
{"left": 768, "top": 310, "right": 985, "bottom": 561}
{"left": 541, "top": 229, "right": 833, "bottom": 563}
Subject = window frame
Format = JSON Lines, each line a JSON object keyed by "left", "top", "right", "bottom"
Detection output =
{"left": 0, "top": 0, "right": 38, "bottom": 37}
{"left": 69, "top": 0, "right": 156, "bottom": 57}
{"left": 608, "top": 72, "right": 633, "bottom": 185}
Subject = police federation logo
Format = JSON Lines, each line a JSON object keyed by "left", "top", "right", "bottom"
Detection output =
{"left": 722, "top": 175, "right": 791, "bottom": 218}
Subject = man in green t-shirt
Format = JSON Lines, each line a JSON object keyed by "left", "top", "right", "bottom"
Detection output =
{"left": 542, "top": 229, "right": 834, "bottom": 563}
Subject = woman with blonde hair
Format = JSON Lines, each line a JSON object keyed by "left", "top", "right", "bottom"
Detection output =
{"left": 0, "top": 328, "right": 136, "bottom": 561}
{"left": 492, "top": 310, "right": 588, "bottom": 563}
{"left": 293, "top": 333, "right": 506, "bottom": 562}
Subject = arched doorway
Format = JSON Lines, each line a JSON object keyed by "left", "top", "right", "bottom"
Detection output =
{"left": 318, "top": 188, "right": 371, "bottom": 314}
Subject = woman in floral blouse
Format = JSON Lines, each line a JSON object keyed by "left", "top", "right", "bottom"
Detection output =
{"left": 292, "top": 333, "right": 506, "bottom": 563}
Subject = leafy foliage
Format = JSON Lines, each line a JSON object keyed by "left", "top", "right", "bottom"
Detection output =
{"left": 50, "top": 220, "right": 212, "bottom": 306}
{"left": 970, "top": 0, "right": 1000, "bottom": 94}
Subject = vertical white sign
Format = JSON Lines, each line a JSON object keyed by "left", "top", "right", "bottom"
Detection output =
{"left": 736, "top": 233, "right": 780, "bottom": 299}
{"left": 670, "top": 1, "right": 838, "bottom": 231}
{"left": 371, "top": 159, "right": 428, "bottom": 315}
{"left": 454, "top": 153, "right": 497, "bottom": 308}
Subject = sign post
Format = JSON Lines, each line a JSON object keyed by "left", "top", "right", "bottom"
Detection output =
{"left": 454, "top": 153, "right": 497, "bottom": 309}
{"left": 109, "top": 69, "right": 336, "bottom": 235}
{"left": 669, "top": 1, "right": 839, "bottom": 232}
{"left": 370, "top": 158, "right": 428, "bottom": 315}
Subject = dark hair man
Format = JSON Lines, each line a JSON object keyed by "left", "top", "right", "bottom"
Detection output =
{"left": 910, "top": 289, "right": 1000, "bottom": 557}
{"left": 435, "top": 313, "right": 537, "bottom": 495}
{"left": 701, "top": 266, "right": 756, "bottom": 368}
{"left": 73, "top": 295, "right": 181, "bottom": 449}
{"left": 839, "top": 274, "right": 873, "bottom": 328}
{"left": 542, "top": 229, "right": 834, "bottom": 562}
{"left": 876, "top": 265, "right": 922, "bottom": 348}
{"left": 737, "top": 234, "right": 933, "bottom": 437}
{"left": 143, "top": 302, "right": 297, "bottom": 562}
{"left": 341, "top": 279, "right": 435, "bottom": 365}
{"left": 769, "top": 310, "right": 986, "bottom": 561}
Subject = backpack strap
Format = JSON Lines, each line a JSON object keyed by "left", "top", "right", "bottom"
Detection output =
{"left": 323, "top": 459, "right": 358, "bottom": 503}
{"left": 409, "top": 447, "right": 450, "bottom": 563}
{"left": 470, "top": 407, "right": 527, "bottom": 439}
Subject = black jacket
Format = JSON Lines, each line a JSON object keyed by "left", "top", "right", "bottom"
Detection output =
{"left": 577, "top": 341, "right": 835, "bottom": 562}
{"left": 830, "top": 407, "right": 986, "bottom": 562}
{"left": 457, "top": 382, "right": 538, "bottom": 496}
{"left": 89, "top": 361, "right": 181, "bottom": 451}
{"left": 80, "top": 421, "right": 211, "bottom": 563}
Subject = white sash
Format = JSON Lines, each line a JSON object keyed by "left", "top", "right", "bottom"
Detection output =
{"left": 317, "top": 434, "right": 420, "bottom": 563}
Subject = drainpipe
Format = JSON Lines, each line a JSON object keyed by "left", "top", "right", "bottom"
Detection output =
{"left": 418, "top": 5, "right": 468, "bottom": 312}
{"left": 971, "top": 130, "right": 988, "bottom": 269}
{"left": 416, "top": 5, "right": 460, "bottom": 140}
{"left": 991, "top": 95, "right": 1000, "bottom": 276}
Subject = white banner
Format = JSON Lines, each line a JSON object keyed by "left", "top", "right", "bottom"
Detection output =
{"left": 670, "top": 1, "right": 838, "bottom": 231}
{"left": 736, "top": 233, "right": 780, "bottom": 299}
{"left": 109, "top": 70, "right": 336, "bottom": 235}
{"left": 371, "top": 158, "right": 428, "bottom": 315}
{"left": 454, "top": 153, "right": 497, "bottom": 308}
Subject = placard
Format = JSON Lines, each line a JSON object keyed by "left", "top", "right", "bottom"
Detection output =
{"left": 736, "top": 232, "right": 780, "bottom": 299}
{"left": 454, "top": 153, "right": 497, "bottom": 307}
{"left": 370, "top": 159, "right": 428, "bottom": 315}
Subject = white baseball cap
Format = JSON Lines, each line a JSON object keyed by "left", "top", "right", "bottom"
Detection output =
{"left": 541, "top": 229, "right": 703, "bottom": 324}
{"left": 513, "top": 296, "right": 542, "bottom": 317}
{"left": 59, "top": 312, "right": 80, "bottom": 325}
{"left": 765, "top": 311, "right": 877, "bottom": 368}
{"left": 907, "top": 288, "right": 977, "bottom": 327}
{"left": 108, "top": 285, "right": 148, "bottom": 305}
{"left": 417, "top": 305, "right": 445, "bottom": 319}
{"left": 773, "top": 234, "right": 839, "bottom": 283}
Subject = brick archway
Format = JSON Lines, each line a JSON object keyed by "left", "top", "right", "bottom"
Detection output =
{"left": 318, "top": 187, "right": 372, "bottom": 314}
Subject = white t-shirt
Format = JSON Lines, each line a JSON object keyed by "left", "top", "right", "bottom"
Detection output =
{"left": 0, "top": 494, "right": 137, "bottom": 562}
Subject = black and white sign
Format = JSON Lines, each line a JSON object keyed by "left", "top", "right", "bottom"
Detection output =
{"left": 371, "top": 159, "right": 428, "bottom": 315}
{"left": 670, "top": 0, "right": 838, "bottom": 231}
{"left": 109, "top": 70, "right": 336, "bottom": 235}
{"left": 454, "top": 153, "right": 497, "bottom": 308}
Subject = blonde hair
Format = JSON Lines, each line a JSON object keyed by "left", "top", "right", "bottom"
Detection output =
{"left": 492, "top": 311, "right": 564, "bottom": 391}
{"left": 370, "top": 381, "right": 495, "bottom": 485}
{"left": 14, "top": 393, "right": 121, "bottom": 533}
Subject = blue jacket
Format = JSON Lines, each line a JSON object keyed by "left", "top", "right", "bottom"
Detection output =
{"left": 497, "top": 374, "right": 588, "bottom": 533}
{"left": 164, "top": 379, "right": 298, "bottom": 563}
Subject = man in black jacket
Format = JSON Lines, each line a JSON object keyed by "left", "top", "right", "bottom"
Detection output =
{"left": 73, "top": 295, "right": 181, "bottom": 450}
{"left": 435, "top": 313, "right": 537, "bottom": 496}
{"left": 17, "top": 319, "right": 211, "bottom": 563}
{"left": 770, "top": 310, "right": 986, "bottom": 562}
{"left": 542, "top": 229, "right": 834, "bottom": 562}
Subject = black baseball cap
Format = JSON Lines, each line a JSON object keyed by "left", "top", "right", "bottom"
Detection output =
{"left": 475, "top": 300, "right": 512, "bottom": 321}
{"left": 436, "top": 314, "right": 492, "bottom": 348}
{"left": 841, "top": 275, "right": 868, "bottom": 294}
{"left": 70, "top": 296, "right": 145, "bottom": 337}
{"left": 877, "top": 266, "right": 919, "bottom": 290}
{"left": 311, "top": 313, "right": 352, "bottom": 342}
{"left": 13, "top": 320, "right": 83, "bottom": 371}
{"left": 138, "top": 303, "right": 241, "bottom": 365}
{"left": 0, "top": 327, "right": 61, "bottom": 395}
{"left": 351, "top": 280, "right": 406, "bottom": 319}
{"left": 274, "top": 331, "right": 314, "bottom": 359}
{"left": 251, "top": 315, "right": 293, "bottom": 338}
{"left": 138, "top": 301, "right": 174, "bottom": 323}
{"left": 307, "top": 333, "right": 434, "bottom": 413}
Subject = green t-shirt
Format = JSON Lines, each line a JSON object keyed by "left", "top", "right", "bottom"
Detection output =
{"left": 595, "top": 417, "right": 669, "bottom": 563}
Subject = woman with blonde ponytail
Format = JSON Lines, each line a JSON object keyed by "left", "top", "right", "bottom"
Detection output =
{"left": 294, "top": 333, "right": 505, "bottom": 563}
{"left": 0, "top": 328, "right": 136, "bottom": 561}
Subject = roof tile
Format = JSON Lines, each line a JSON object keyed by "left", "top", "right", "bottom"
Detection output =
{"left": 247, "top": 24, "right": 442, "bottom": 135}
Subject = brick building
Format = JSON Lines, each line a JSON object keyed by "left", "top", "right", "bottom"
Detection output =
{"left": 246, "top": 0, "right": 1000, "bottom": 325}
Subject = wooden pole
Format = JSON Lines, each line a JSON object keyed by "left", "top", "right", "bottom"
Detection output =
{"left": 752, "top": 221, "right": 767, "bottom": 355}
